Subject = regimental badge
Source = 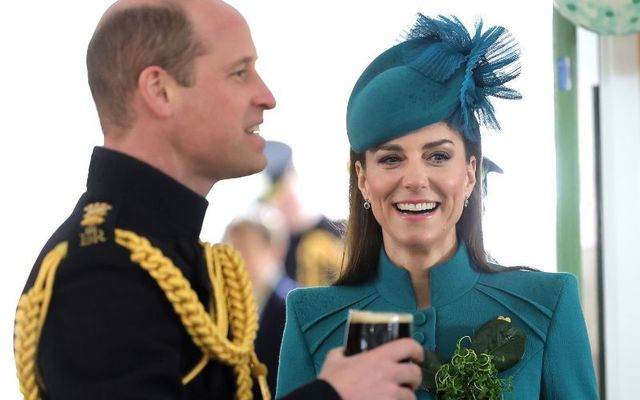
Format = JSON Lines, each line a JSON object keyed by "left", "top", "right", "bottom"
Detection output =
{"left": 80, "top": 202, "right": 112, "bottom": 247}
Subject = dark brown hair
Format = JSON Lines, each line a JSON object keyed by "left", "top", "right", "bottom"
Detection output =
{"left": 87, "top": 3, "right": 206, "bottom": 129}
{"left": 336, "top": 127, "right": 497, "bottom": 286}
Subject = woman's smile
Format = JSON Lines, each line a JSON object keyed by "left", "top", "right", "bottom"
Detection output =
{"left": 393, "top": 200, "right": 439, "bottom": 220}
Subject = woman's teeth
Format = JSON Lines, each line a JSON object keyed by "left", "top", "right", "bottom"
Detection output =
{"left": 247, "top": 125, "right": 260, "bottom": 135}
{"left": 395, "top": 202, "right": 437, "bottom": 213}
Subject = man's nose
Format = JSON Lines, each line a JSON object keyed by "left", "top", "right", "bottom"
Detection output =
{"left": 254, "top": 74, "right": 276, "bottom": 110}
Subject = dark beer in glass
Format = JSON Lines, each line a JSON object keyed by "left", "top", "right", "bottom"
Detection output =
{"left": 344, "top": 310, "right": 413, "bottom": 356}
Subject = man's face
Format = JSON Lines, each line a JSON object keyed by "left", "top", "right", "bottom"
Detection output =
{"left": 173, "top": 1, "right": 276, "bottom": 184}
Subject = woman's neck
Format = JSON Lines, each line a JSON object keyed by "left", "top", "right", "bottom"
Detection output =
{"left": 383, "top": 236, "right": 458, "bottom": 309}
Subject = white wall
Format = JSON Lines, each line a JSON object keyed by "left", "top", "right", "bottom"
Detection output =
{"left": 0, "top": 1, "right": 555, "bottom": 397}
{"left": 599, "top": 33, "right": 640, "bottom": 400}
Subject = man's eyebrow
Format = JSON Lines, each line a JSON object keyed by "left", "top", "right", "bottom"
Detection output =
{"left": 226, "top": 56, "right": 256, "bottom": 70}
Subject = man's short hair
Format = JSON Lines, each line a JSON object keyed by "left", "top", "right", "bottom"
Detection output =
{"left": 87, "top": 3, "right": 206, "bottom": 130}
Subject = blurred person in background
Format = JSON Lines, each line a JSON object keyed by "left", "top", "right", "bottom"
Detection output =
{"left": 481, "top": 156, "right": 503, "bottom": 199}
{"left": 261, "top": 140, "right": 344, "bottom": 287}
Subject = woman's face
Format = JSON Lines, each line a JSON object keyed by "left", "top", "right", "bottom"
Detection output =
{"left": 356, "top": 122, "right": 476, "bottom": 255}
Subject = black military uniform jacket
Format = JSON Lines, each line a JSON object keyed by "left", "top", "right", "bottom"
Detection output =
{"left": 21, "top": 147, "right": 339, "bottom": 400}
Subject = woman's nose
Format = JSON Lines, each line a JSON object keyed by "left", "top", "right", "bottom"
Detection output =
{"left": 402, "top": 162, "right": 428, "bottom": 191}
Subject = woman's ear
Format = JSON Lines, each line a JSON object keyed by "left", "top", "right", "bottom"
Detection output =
{"left": 355, "top": 160, "right": 369, "bottom": 200}
{"left": 466, "top": 155, "right": 477, "bottom": 197}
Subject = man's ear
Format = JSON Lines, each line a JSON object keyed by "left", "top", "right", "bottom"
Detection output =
{"left": 137, "top": 66, "right": 175, "bottom": 118}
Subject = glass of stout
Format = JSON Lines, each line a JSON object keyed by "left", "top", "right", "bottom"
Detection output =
{"left": 344, "top": 309, "right": 413, "bottom": 356}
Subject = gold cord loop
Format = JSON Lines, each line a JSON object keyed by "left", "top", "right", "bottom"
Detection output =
{"left": 115, "top": 229, "right": 269, "bottom": 400}
{"left": 14, "top": 242, "right": 68, "bottom": 400}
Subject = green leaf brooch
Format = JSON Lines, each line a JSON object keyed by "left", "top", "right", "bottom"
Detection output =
{"left": 419, "top": 316, "right": 526, "bottom": 400}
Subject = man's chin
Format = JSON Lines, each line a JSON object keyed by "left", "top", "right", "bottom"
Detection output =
{"left": 247, "top": 154, "right": 267, "bottom": 175}
{"left": 232, "top": 162, "right": 267, "bottom": 179}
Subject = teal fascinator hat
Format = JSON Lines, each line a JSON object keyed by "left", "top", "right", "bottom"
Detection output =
{"left": 347, "top": 14, "right": 522, "bottom": 153}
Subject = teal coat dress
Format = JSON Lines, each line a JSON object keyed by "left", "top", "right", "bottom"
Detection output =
{"left": 276, "top": 243, "right": 598, "bottom": 399}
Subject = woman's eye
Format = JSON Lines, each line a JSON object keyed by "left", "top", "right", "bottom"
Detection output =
{"left": 378, "top": 155, "right": 401, "bottom": 165}
{"left": 429, "top": 152, "right": 451, "bottom": 163}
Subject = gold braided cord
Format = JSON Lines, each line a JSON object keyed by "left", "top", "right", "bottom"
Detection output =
{"left": 182, "top": 355, "right": 208, "bottom": 385}
{"left": 115, "top": 229, "right": 270, "bottom": 400}
{"left": 14, "top": 242, "right": 68, "bottom": 400}
{"left": 204, "top": 242, "right": 229, "bottom": 338}
{"left": 208, "top": 244, "right": 270, "bottom": 399}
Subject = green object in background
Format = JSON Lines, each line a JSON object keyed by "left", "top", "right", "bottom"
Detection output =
{"left": 554, "top": 0, "right": 640, "bottom": 36}
{"left": 553, "top": 10, "right": 582, "bottom": 283}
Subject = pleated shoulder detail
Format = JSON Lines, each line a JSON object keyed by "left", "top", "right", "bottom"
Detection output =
{"left": 287, "top": 285, "right": 379, "bottom": 355}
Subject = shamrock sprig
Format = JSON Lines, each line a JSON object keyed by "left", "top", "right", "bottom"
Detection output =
{"left": 419, "top": 316, "right": 526, "bottom": 400}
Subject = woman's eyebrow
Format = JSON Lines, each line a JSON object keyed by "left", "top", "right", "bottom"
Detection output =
{"left": 372, "top": 144, "right": 403, "bottom": 152}
{"left": 372, "top": 139, "right": 454, "bottom": 153}
{"left": 423, "top": 139, "right": 454, "bottom": 149}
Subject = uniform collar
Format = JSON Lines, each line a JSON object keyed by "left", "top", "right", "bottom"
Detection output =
{"left": 374, "top": 241, "right": 480, "bottom": 309}
{"left": 86, "top": 147, "right": 209, "bottom": 239}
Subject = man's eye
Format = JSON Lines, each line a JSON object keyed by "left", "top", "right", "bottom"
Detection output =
{"left": 232, "top": 69, "right": 248, "bottom": 79}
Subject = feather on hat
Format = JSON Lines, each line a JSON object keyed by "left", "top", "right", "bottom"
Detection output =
{"left": 346, "top": 14, "right": 521, "bottom": 152}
